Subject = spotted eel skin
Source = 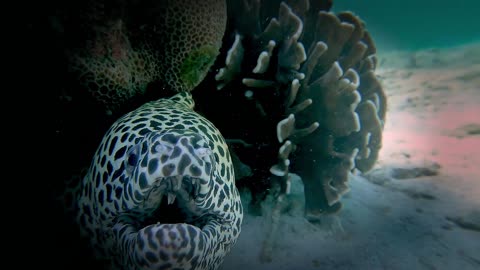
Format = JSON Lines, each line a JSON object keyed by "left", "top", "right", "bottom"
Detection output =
{"left": 75, "top": 92, "right": 243, "bottom": 270}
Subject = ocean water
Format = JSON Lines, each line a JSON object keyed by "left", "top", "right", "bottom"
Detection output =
{"left": 332, "top": 0, "right": 480, "bottom": 52}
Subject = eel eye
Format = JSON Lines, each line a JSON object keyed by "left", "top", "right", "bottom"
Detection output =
{"left": 126, "top": 145, "right": 140, "bottom": 174}
{"left": 195, "top": 147, "right": 211, "bottom": 158}
{"left": 127, "top": 152, "right": 138, "bottom": 167}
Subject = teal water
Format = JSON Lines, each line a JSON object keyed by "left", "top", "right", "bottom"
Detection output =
{"left": 333, "top": 0, "right": 480, "bottom": 52}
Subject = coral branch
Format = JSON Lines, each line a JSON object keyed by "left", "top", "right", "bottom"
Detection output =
{"left": 215, "top": 34, "right": 244, "bottom": 89}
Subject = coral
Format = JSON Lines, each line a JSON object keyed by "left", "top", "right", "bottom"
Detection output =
{"left": 63, "top": 0, "right": 227, "bottom": 114}
{"left": 131, "top": 0, "right": 227, "bottom": 92}
{"left": 195, "top": 0, "right": 387, "bottom": 222}
{"left": 67, "top": 18, "right": 159, "bottom": 115}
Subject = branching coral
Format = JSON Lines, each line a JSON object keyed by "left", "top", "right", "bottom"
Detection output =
{"left": 196, "top": 0, "right": 386, "bottom": 222}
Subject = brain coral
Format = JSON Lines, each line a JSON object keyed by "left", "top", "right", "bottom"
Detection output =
{"left": 64, "top": 0, "right": 227, "bottom": 114}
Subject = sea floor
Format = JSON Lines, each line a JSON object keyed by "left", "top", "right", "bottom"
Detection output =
{"left": 220, "top": 42, "right": 480, "bottom": 270}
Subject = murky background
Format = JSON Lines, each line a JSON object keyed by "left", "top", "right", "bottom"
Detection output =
{"left": 333, "top": 0, "right": 479, "bottom": 51}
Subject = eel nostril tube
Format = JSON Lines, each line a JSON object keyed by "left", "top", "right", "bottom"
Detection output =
{"left": 195, "top": 147, "right": 212, "bottom": 158}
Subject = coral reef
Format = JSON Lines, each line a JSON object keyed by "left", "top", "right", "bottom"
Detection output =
{"left": 49, "top": 0, "right": 387, "bottom": 268}
{"left": 195, "top": 0, "right": 386, "bottom": 221}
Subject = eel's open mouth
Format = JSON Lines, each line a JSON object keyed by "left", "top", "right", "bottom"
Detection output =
{"left": 128, "top": 174, "right": 214, "bottom": 230}
{"left": 111, "top": 174, "right": 220, "bottom": 269}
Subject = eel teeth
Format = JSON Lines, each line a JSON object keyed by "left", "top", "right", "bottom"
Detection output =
{"left": 167, "top": 193, "right": 176, "bottom": 205}
{"left": 174, "top": 175, "right": 183, "bottom": 191}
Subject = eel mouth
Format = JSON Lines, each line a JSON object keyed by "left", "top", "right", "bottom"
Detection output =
{"left": 134, "top": 174, "right": 212, "bottom": 229}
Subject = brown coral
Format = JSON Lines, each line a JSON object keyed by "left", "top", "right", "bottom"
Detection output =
{"left": 67, "top": 18, "right": 159, "bottom": 115}
{"left": 195, "top": 0, "right": 386, "bottom": 222}
{"left": 64, "top": 0, "right": 227, "bottom": 114}
{"left": 130, "top": 0, "right": 227, "bottom": 92}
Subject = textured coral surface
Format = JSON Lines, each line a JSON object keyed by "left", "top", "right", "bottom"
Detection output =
{"left": 62, "top": 0, "right": 227, "bottom": 114}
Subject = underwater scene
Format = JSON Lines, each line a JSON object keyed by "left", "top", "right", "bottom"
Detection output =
{"left": 33, "top": 0, "right": 479, "bottom": 269}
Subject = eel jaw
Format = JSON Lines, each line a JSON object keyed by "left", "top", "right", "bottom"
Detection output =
{"left": 113, "top": 174, "right": 218, "bottom": 269}
{"left": 141, "top": 174, "right": 212, "bottom": 226}
{"left": 145, "top": 175, "right": 200, "bottom": 210}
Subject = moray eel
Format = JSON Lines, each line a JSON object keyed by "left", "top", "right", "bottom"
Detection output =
{"left": 75, "top": 92, "right": 243, "bottom": 270}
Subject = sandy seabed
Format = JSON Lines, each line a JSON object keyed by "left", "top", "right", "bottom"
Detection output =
{"left": 220, "top": 43, "right": 480, "bottom": 270}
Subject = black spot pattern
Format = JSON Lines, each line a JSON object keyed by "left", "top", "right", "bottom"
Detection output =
{"left": 217, "top": 190, "right": 226, "bottom": 207}
{"left": 132, "top": 123, "right": 147, "bottom": 131}
{"left": 178, "top": 155, "right": 191, "bottom": 175}
{"left": 95, "top": 173, "right": 101, "bottom": 188}
{"left": 148, "top": 159, "right": 158, "bottom": 175}
{"left": 132, "top": 117, "right": 148, "bottom": 124}
{"left": 139, "top": 172, "right": 148, "bottom": 189}
{"left": 115, "top": 187, "right": 122, "bottom": 199}
{"left": 141, "top": 154, "right": 148, "bottom": 167}
{"left": 153, "top": 115, "right": 168, "bottom": 121}
{"left": 217, "top": 146, "right": 225, "bottom": 157}
{"left": 145, "top": 251, "right": 158, "bottom": 263}
{"left": 159, "top": 250, "right": 169, "bottom": 261}
{"left": 178, "top": 225, "right": 188, "bottom": 248}
{"left": 106, "top": 162, "right": 113, "bottom": 175}
{"left": 115, "top": 146, "right": 127, "bottom": 160}
{"left": 112, "top": 163, "right": 125, "bottom": 179}
{"left": 108, "top": 136, "right": 118, "bottom": 156}
{"left": 100, "top": 155, "right": 107, "bottom": 167}
{"left": 128, "top": 133, "right": 136, "bottom": 142}
{"left": 106, "top": 184, "right": 113, "bottom": 202}
{"left": 134, "top": 190, "right": 143, "bottom": 201}
{"left": 198, "top": 125, "right": 208, "bottom": 135}
{"left": 170, "top": 146, "right": 182, "bottom": 159}
{"left": 147, "top": 234, "right": 158, "bottom": 250}
{"left": 98, "top": 190, "right": 104, "bottom": 203}
{"left": 162, "top": 133, "right": 179, "bottom": 144}
{"left": 173, "top": 123, "right": 185, "bottom": 130}
{"left": 149, "top": 121, "right": 161, "bottom": 128}
{"left": 127, "top": 184, "right": 133, "bottom": 200}
{"left": 162, "top": 163, "right": 175, "bottom": 176}
{"left": 121, "top": 125, "right": 130, "bottom": 133}
{"left": 205, "top": 162, "right": 212, "bottom": 175}
{"left": 102, "top": 172, "right": 109, "bottom": 184}
{"left": 220, "top": 163, "right": 225, "bottom": 176}
{"left": 190, "top": 165, "right": 201, "bottom": 177}
{"left": 139, "top": 128, "right": 150, "bottom": 136}
{"left": 120, "top": 132, "right": 129, "bottom": 143}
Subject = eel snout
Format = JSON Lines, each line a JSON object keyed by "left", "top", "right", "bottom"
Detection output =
{"left": 113, "top": 130, "right": 226, "bottom": 269}
{"left": 115, "top": 173, "right": 220, "bottom": 270}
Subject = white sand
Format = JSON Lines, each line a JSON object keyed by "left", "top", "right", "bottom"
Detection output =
{"left": 220, "top": 43, "right": 480, "bottom": 270}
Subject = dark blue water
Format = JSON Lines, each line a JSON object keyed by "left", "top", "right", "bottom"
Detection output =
{"left": 333, "top": 0, "right": 479, "bottom": 51}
